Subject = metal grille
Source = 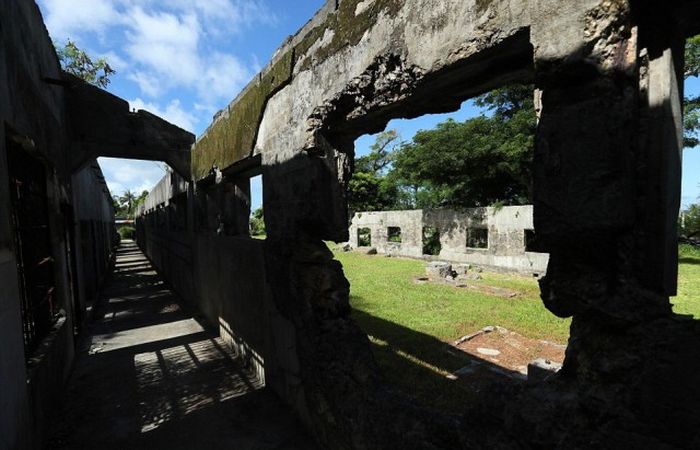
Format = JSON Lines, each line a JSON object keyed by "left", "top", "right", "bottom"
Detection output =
{"left": 7, "top": 142, "right": 56, "bottom": 360}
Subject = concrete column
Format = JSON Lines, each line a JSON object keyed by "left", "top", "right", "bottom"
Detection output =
{"left": 533, "top": 20, "right": 642, "bottom": 320}
{"left": 635, "top": 21, "right": 685, "bottom": 297}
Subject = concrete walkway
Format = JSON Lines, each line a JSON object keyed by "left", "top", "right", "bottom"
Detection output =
{"left": 48, "top": 240, "right": 314, "bottom": 450}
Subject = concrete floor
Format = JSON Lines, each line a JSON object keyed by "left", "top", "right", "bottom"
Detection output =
{"left": 48, "top": 241, "right": 315, "bottom": 450}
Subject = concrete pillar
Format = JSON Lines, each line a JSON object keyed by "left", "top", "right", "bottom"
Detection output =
{"left": 635, "top": 20, "right": 685, "bottom": 297}
{"left": 533, "top": 19, "right": 642, "bottom": 320}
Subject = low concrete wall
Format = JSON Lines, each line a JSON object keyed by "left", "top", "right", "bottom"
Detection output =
{"left": 135, "top": 223, "right": 300, "bottom": 411}
{"left": 349, "top": 206, "right": 549, "bottom": 275}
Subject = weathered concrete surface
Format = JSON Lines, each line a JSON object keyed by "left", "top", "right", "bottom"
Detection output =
{"left": 136, "top": 0, "right": 700, "bottom": 448}
{"left": 349, "top": 206, "right": 549, "bottom": 275}
{"left": 47, "top": 241, "right": 314, "bottom": 450}
{"left": 66, "top": 75, "right": 195, "bottom": 178}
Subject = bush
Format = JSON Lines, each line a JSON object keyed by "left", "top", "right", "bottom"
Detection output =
{"left": 250, "top": 207, "right": 265, "bottom": 237}
{"left": 118, "top": 226, "right": 135, "bottom": 240}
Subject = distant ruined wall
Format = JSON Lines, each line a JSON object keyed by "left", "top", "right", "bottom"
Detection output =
{"left": 349, "top": 206, "right": 549, "bottom": 275}
{"left": 136, "top": 0, "right": 700, "bottom": 448}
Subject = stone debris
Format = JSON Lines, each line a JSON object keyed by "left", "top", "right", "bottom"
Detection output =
{"left": 426, "top": 261, "right": 452, "bottom": 279}
{"left": 364, "top": 247, "right": 377, "bottom": 255}
{"left": 477, "top": 347, "right": 501, "bottom": 357}
{"left": 453, "top": 325, "right": 496, "bottom": 346}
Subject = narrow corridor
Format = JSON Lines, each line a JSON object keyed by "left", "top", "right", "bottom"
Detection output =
{"left": 48, "top": 241, "right": 314, "bottom": 449}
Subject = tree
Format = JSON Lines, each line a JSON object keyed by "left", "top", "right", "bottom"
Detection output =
{"left": 55, "top": 39, "right": 115, "bottom": 88}
{"left": 250, "top": 207, "right": 265, "bottom": 236}
{"left": 348, "top": 130, "right": 401, "bottom": 213}
{"left": 679, "top": 203, "right": 700, "bottom": 239}
{"left": 119, "top": 190, "right": 137, "bottom": 217}
{"left": 391, "top": 85, "right": 535, "bottom": 208}
{"left": 684, "top": 36, "right": 700, "bottom": 148}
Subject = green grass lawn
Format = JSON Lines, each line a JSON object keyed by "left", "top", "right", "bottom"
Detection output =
{"left": 672, "top": 244, "right": 700, "bottom": 317}
{"left": 333, "top": 245, "right": 700, "bottom": 413}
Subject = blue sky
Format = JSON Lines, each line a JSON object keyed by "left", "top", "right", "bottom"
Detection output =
{"left": 37, "top": 0, "right": 699, "bottom": 210}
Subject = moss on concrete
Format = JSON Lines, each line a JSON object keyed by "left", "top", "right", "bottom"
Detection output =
{"left": 191, "top": 50, "right": 294, "bottom": 180}
{"left": 191, "top": 0, "right": 406, "bottom": 180}
{"left": 295, "top": 0, "right": 404, "bottom": 72}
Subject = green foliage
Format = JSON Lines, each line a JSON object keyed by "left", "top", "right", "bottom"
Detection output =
{"left": 684, "top": 95, "right": 700, "bottom": 148}
{"left": 55, "top": 39, "right": 115, "bottom": 88}
{"left": 349, "top": 130, "right": 401, "bottom": 213}
{"left": 118, "top": 226, "right": 135, "bottom": 240}
{"left": 679, "top": 203, "right": 700, "bottom": 238}
{"left": 250, "top": 207, "right": 265, "bottom": 236}
{"left": 422, "top": 227, "right": 441, "bottom": 255}
{"left": 113, "top": 190, "right": 148, "bottom": 219}
{"left": 392, "top": 85, "right": 535, "bottom": 208}
{"left": 679, "top": 243, "right": 700, "bottom": 259}
{"left": 685, "top": 35, "right": 700, "bottom": 79}
{"left": 685, "top": 36, "right": 700, "bottom": 148}
{"left": 357, "top": 227, "right": 372, "bottom": 246}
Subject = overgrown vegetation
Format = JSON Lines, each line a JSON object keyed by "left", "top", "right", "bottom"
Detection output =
{"left": 55, "top": 39, "right": 115, "bottom": 88}
{"left": 118, "top": 226, "right": 135, "bottom": 240}
{"left": 679, "top": 203, "right": 700, "bottom": 239}
{"left": 250, "top": 207, "right": 265, "bottom": 237}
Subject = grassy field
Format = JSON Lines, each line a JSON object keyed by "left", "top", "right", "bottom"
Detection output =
{"left": 672, "top": 244, "right": 700, "bottom": 317}
{"left": 333, "top": 245, "right": 700, "bottom": 412}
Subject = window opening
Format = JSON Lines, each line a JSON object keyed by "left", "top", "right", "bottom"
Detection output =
{"left": 422, "top": 226, "right": 441, "bottom": 255}
{"left": 466, "top": 228, "right": 489, "bottom": 249}
{"left": 387, "top": 226, "right": 402, "bottom": 243}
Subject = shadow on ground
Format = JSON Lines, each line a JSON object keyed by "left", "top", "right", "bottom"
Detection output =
{"left": 351, "top": 301, "right": 525, "bottom": 414}
{"left": 48, "top": 241, "right": 315, "bottom": 450}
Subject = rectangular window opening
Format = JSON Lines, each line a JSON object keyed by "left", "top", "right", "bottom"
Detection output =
{"left": 466, "top": 228, "right": 489, "bottom": 249}
{"left": 358, "top": 227, "right": 372, "bottom": 247}
{"left": 249, "top": 174, "right": 265, "bottom": 239}
{"left": 422, "top": 226, "right": 441, "bottom": 256}
{"left": 387, "top": 226, "right": 402, "bottom": 243}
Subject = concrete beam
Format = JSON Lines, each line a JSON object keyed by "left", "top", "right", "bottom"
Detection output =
{"left": 64, "top": 74, "right": 195, "bottom": 179}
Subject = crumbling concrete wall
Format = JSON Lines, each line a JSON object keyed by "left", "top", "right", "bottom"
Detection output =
{"left": 349, "top": 206, "right": 549, "bottom": 275}
{"left": 135, "top": 0, "right": 700, "bottom": 448}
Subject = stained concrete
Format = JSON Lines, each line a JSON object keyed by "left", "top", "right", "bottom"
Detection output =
{"left": 47, "top": 241, "right": 314, "bottom": 450}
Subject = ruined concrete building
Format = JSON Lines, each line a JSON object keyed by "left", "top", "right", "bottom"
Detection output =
{"left": 349, "top": 206, "right": 549, "bottom": 275}
{"left": 3, "top": 0, "right": 700, "bottom": 448}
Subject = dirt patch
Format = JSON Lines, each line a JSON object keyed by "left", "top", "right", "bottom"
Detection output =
{"left": 454, "top": 326, "right": 565, "bottom": 374}
{"left": 443, "top": 326, "right": 566, "bottom": 391}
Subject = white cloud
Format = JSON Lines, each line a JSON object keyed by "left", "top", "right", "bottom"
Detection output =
{"left": 100, "top": 50, "right": 129, "bottom": 71}
{"left": 40, "top": 0, "right": 276, "bottom": 129}
{"left": 127, "top": 72, "right": 163, "bottom": 97}
{"left": 124, "top": 7, "right": 201, "bottom": 84}
{"left": 199, "top": 52, "right": 251, "bottom": 103}
{"left": 98, "top": 157, "right": 167, "bottom": 197}
{"left": 41, "top": 0, "right": 122, "bottom": 40}
{"left": 121, "top": 7, "right": 253, "bottom": 103}
{"left": 129, "top": 98, "right": 198, "bottom": 132}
